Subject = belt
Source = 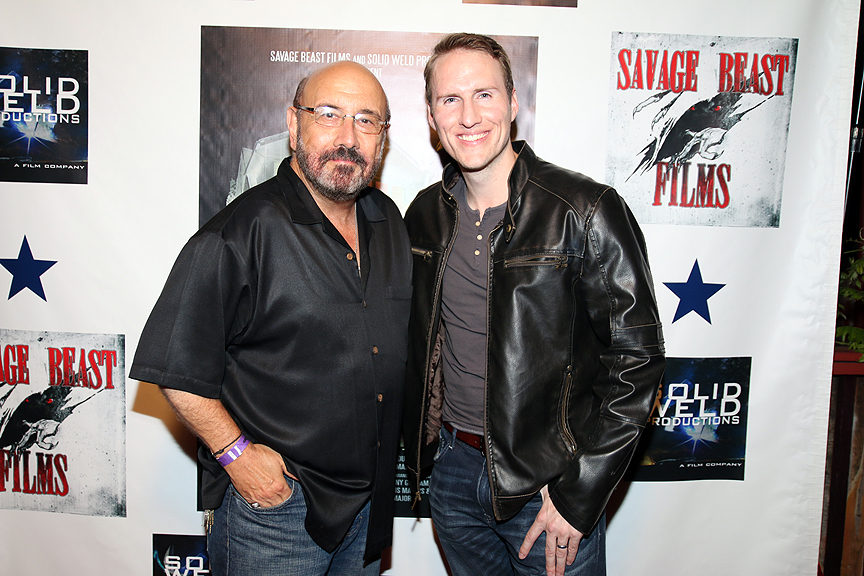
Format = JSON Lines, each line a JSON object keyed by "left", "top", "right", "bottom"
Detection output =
{"left": 444, "top": 422, "right": 486, "bottom": 456}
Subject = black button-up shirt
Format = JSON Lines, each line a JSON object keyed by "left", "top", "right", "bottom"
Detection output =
{"left": 130, "top": 158, "right": 412, "bottom": 558}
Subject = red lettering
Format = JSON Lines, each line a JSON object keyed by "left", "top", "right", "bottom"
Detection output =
{"left": 16, "top": 345, "right": 28, "bottom": 384}
{"left": 617, "top": 49, "right": 632, "bottom": 89}
{"left": 631, "top": 49, "right": 644, "bottom": 89}
{"left": 719, "top": 53, "right": 734, "bottom": 92}
{"left": 671, "top": 51, "right": 685, "bottom": 93}
{"left": 734, "top": 52, "right": 748, "bottom": 93}
{"left": 696, "top": 164, "right": 716, "bottom": 207}
{"left": 747, "top": 55, "right": 761, "bottom": 93}
{"left": 0, "top": 450, "right": 10, "bottom": 492}
{"left": 774, "top": 54, "right": 790, "bottom": 96}
{"left": 88, "top": 349, "right": 102, "bottom": 389}
{"left": 36, "top": 452, "right": 55, "bottom": 495}
{"left": 716, "top": 164, "right": 731, "bottom": 208}
{"left": 2, "top": 344, "right": 30, "bottom": 385}
{"left": 48, "top": 347, "right": 63, "bottom": 386}
{"left": 657, "top": 51, "right": 670, "bottom": 90}
{"left": 685, "top": 51, "right": 699, "bottom": 92}
{"left": 22, "top": 450, "right": 35, "bottom": 494}
{"left": 77, "top": 349, "right": 88, "bottom": 387}
{"left": 101, "top": 350, "right": 116, "bottom": 389}
{"left": 654, "top": 163, "right": 670, "bottom": 206}
{"left": 645, "top": 50, "right": 659, "bottom": 90}
{"left": 720, "top": 52, "right": 791, "bottom": 95}
{"left": 54, "top": 454, "right": 69, "bottom": 496}
{"left": 62, "top": 347, "right": 75, "bottom": 386}
{"left": 760, "top": 54, "right": 775, "bottom": 95}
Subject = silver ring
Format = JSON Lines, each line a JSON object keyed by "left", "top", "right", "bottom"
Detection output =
{"left": 251, "top": 502, "right": 260, "bottom": 508}
{"left": 557, "top": 544, "right": 568, "bottom": 549}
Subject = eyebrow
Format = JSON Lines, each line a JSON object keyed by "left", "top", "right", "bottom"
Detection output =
{"left": 436, "top": 86, "right": 500, "bottom": 100}
{"left": 316, "top": 103, "right": 383, "bottom": 119}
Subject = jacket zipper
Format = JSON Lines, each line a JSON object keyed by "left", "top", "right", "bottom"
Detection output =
{"left": 560, "top": 368, "right": 577, "bottom": 454}
{"left": 503, "top": 254, "right": 568, "bottom": 268}
{"left": 485, "top": 218, "right": 503, "bottom": 519}
{"left": 413, "top": 196, "right": 459, "bottom": 506}
{"left": 411, "top": 247, "right": 433, "bottom": 260}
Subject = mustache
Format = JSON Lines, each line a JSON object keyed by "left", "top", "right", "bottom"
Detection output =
{"left": 320, "top": 146, "right": 367, "bottom": 168}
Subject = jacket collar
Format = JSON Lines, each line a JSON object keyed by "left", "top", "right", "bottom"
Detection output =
{"left": 439, "top": 140, "right": 534, "bottom": 243}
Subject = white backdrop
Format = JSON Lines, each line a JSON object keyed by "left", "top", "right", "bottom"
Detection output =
{"left": 0, "top": 1, "right": 859, "bottom": 574}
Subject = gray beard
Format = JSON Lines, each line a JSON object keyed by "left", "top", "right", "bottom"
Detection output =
{"left": 295, "top": 123, "right": 383, "bottom": 202}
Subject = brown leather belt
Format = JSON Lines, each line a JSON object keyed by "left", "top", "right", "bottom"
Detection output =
{"left": 444, "top": 422, "right": 486, "bottom": 456}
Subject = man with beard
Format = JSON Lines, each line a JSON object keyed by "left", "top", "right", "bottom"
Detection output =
{"left": 130, "top": 61, "right": 412, "bottom": 576}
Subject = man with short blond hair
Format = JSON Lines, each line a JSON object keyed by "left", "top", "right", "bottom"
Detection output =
{"left": 404, "top": 33, "right": 665, "bottom": 576}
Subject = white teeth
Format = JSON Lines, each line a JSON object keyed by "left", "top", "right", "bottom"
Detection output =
{"left": 459, "top": 133, "right": 486, "bottom": 142}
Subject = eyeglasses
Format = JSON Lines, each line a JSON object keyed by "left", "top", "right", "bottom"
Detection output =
{"left": 296, "top": 105, "right": 389, "bottom": 135}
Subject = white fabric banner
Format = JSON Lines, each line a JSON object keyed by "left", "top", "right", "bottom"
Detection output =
{"left": 0, "top": 1, "right": 858, "bottom": 574}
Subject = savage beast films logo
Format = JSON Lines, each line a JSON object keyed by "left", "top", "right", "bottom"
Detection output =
{"left": 606, "top": 32, "right": 797, "bottom": 227}
{"left": 0, "top": 47, "right": 88, "bottom": 184}
{"left": 0, "top": 329, "right": 125, "bottom": 516}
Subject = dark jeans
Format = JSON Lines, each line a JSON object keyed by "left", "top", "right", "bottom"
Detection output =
{"left": 430, "top": 424, "right": 606, "bottom": 576}
{"left": 208, "top": 478, "right": 380, "bottom": 576}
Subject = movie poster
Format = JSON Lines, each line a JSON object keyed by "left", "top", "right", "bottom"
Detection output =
{"left": 394, "top": 446, "right": 430, "bottom": 518}
{"left": 153, "top": 534, "right": 209, "bottom": 576}
{"left": 0, "top": 329, "right": 125, "bottom": 516}
{"left": 606, "top": 32, "right": 797, "bottom": 227}
{"left": 632, "top": 357, "right": 751, "bottom": 481}
{"left": 0, "top": 47, "right": 88, "bottom": 184}
{"left": 199, "top": 27, "right": 538, "bottom": 224}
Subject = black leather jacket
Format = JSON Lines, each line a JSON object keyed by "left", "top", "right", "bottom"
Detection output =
{"left": 403, "top": 142, "right": 665, "bottom": 534}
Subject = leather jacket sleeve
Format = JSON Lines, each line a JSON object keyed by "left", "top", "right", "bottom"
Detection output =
{"left": 547, "top": 186, "right": 665, "bottom": 534}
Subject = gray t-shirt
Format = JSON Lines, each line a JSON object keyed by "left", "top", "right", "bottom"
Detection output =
{"left": 440, "top": 180, "right": 507, "bottom": 435}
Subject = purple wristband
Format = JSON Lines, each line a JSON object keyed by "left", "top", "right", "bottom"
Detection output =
{"left": 216, "top": 434, "right": 250, "bottom": 466}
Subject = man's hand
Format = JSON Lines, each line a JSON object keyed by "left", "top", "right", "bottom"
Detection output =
{"left": 157, "top": 388, "right": 297, "bottom": 508}
{"left": 224, "top": 442, "right": 296, "bottom": 508}
{"left": 518, "top": 485, "right": 584, "bottom": 576}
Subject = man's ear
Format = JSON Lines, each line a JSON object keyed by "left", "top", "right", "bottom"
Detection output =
{"left": 287, "top": 107, "right": 299, "bottom": 151}
{"left": 427, "top": 103, "right": 437, "bottom": 132}
{"left": 510, "top": 90, "right": 519, "bottom": 122}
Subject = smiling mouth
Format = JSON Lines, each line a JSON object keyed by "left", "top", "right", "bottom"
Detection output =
{"left": 459, "top": 132, "right": 488, "bottom": 142}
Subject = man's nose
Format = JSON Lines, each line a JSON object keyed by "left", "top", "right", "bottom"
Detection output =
{"left": 460, "top": 100, "right": 481, "bottom": 128}
{"left": 333, "top": 116, "right": 360, "bottom": 148}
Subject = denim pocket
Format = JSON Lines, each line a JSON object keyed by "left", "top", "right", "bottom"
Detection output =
{"left": 230, "top": 476, "right": 297, "bottom": 512}
{"left": 432, "top": 425, "right": 453, "bottom": 462}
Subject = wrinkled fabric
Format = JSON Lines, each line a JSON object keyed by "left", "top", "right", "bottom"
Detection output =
{"left": 403, "top": 142, "right": 665, "bottom": 534}
{"left": 131, "top": 158, "right": 412, "bottom": 558}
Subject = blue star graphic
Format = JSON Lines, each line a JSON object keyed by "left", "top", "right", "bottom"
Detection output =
{"left": 664, "top": 260, "right": 725, "bottom": 323}
{"left": 0, "top": 236, "right": 57, "bottom": 301}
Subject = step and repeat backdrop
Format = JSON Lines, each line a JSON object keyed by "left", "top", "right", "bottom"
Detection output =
{"left": 0, "top": 0, "right": 859, "bottom": 574}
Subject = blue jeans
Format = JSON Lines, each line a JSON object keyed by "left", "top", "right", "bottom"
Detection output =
{"left": 429, "top": 425, "right": 606, "bottom": 576}
{"left": 208, "top": 478, "right": 380, "bottom": 576}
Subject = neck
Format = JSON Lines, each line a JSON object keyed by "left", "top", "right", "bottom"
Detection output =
{"left": 462, "top": 146, "right": 516, "bottom": 214}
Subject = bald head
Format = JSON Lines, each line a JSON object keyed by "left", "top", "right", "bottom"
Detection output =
{"left": 293, "top": 61, "right": 390, "bottom": 123}
{"left": 287, "top": 61, "right": 390, "bottom": 204}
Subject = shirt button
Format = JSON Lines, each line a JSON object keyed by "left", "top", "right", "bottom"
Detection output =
{"left": 347, "top": 253, "right": 354, "bottom": 261}
{"left": 378, "top": 394, "right": 383, "bottom": 402}
{"left": 474, "top": 250, "right": 480, "bottom": 256}
{"left": 476, "top": 234, "right": 482, "bottom": 240}
{"left": 372, "top": 346, "right": 379, "bottom": 354}
{"left": 475, "top": 221, "right": 481, "bottom": 227}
